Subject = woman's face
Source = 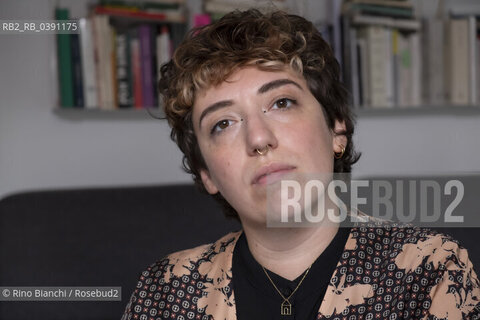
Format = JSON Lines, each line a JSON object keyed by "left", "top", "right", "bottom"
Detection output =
{"left": 192, "top": 66, "right": 346, "bottom": 227}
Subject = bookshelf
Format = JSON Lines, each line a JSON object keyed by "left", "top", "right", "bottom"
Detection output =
{"left": 338, "top": 0, "right": 480, "bottom": 112}
{"left": 355, "top": 104, "right": 480, "bottom": 118}
{"left": 53, "top": 106, "right": 165, "bottom": 120}
{"left": 53, "top": 0, "right": 480, "bottom": 117}
{"left": 54, "top": 0, "right": 187, "bottom": 112}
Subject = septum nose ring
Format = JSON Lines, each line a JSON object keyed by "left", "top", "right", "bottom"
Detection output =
{"left": 255, "top": 145, "right": 269, "bottom": 155}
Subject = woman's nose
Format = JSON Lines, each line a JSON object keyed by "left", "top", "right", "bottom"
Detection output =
{"left": 244, "top": 115, "right": 278, "bottom": 156}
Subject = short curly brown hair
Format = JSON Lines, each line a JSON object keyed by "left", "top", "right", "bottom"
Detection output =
{"left": 158, "top": 9, "right": 360, "bottom": 220}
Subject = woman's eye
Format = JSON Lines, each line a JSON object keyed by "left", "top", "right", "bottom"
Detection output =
{"left": 211, "top": 119, "right": 233, "bottom": 134}
{"left": 272, "top": 98, "right": 296, "bottom": 110}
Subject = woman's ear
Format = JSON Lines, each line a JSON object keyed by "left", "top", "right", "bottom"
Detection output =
{"left": 200, "top": 169, "right": 219, "bottom": 195}
{"left": 332, "top": 120, "right": 348, "bottom": 153}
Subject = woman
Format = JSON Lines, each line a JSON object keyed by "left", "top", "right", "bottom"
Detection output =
{"left": 122, "top": 9, "right": 480, "bottom": 319}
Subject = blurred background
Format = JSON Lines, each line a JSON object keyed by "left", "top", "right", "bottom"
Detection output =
{"left": 0, "top": 0, "right": 479, "bottom": 199}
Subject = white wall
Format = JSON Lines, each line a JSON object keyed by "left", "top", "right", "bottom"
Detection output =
{"left": 354, "top": 114, "right": 480, "bottom": 178}
{"left": 1, "top": 0, "right": 479, "bottom": 200}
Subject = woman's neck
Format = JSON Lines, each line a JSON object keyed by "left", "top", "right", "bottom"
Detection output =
{"left": 242, "top": 222, "right": 339, "bottom": 281}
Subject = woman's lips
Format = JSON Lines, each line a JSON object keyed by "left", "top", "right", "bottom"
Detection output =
{"left": 252, "top": 163, "right": 296, "bottom": 185}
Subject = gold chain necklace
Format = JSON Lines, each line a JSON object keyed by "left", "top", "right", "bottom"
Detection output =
{"left": 262, "top": 265, "right": 312, "bottom": 316}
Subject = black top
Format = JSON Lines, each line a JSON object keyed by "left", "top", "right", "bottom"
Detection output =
{"left": 232, "top": 227, "right": 351, "bottom": 320}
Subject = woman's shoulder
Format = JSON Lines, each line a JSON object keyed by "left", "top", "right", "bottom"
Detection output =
{"left": 146, "top": 230, "right": 241, "bottom": 279}
{"left": 388, "top": 226, "right": 471, "bottom": 271}
{"left": 345, "top": 216, "right": 480, "bottom": 318}
{"left": 350, "top": 214, "right": 474, "bottom": 270}
{"left": 121, "top": 231, "right": 241, "bottom": 320}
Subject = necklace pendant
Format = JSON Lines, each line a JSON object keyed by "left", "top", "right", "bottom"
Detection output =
{"left": 281, "top": 300, "right": 292, "bottom": 316}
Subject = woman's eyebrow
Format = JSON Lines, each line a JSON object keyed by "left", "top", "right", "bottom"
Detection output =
{"left": 199, "top": 100, "right": 234, "bottom": 129}
{"left": 198, "top": 79, "right": 302, "bottom": 129}
{"left": 257, "top": 79, "right": 303, "bottom": 94}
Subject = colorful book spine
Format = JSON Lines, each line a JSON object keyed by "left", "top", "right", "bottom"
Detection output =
{"left": 94, "top": 6, "right": 185, "bottom": 23}
{"left": 156, "top": 25, "right": 171, "bottom": 107}
{"left": 150, "top": 26, "right": 158, "bottom": 109}
{"left": 130, "top": 29, "right": 143, "bottom": 109}
{"left": 55, "top": 8, "right": 74, "bottom": 108}
{"left": 139, "top": 24, "right": 155, "bottom": 108}
{"left": 345, "top": 3, "right": 414, "bottom": 18}
{"left": 70, "top": 33, "right": 85, "bottom": 108}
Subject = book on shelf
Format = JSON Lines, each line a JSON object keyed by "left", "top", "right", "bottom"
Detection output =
{"left": 92, "top": 14, "right": 116, "bottom": 110}
{"left": 421, "top": 16, "right": 444, "bottom": 106}
{"left": 468, "top": 16, "right": 478, "bottom": 106}
{"left": 204, "top": 0, "right": 288, "bottom": 19}
{"left": 347, "top": 0, "right": 413, "bottom": 9}
{"left": 443, "top": 13, "right": 480, "bottom": 106}
{"left": 55, "top": 3, "right": 181, "bottom": 110}
{"left": 445, "top": 17, "right": 470, "bottom": 106}
{"left": 56, "top": 8, "right": 74, "bottom": 108}
{"left": 342, "top": 1, "right": 414, "bottom": 19}
{"left": 350, "top": 13, "right": 420, "bottom": 31}
{"left": 115, "top": 29, "right": 133, "bottom": 108}
{"left": 130, "top": 31, "right": 143, "bottom": 109}
{"left": 94, "top": 0, "right": 186, "bottom": 23}
{"left": 341, "top": 0, "right": 422, "bottom": 109}
{"left": 139, "top": 24, "right": 157, "bottom": 108}
{"left": 393, "top": 30, "right": 421, "bottom": 107}
{"left": 361, "top": 25, "right": 394, "bottom": 108}
{"left": 93, "top": 6, "right": 185, "bottom": 23}
{"left": 79, "top": 18, "right": 98, "bottom": 108}
{"left": 340, "top": 0, "right": 480, "bottom": 109}
{"left": 343, "top": 14, "right": 421, "bottom": 107}
{"left": 70, "top": 33, "right": 85, "bottom": 108}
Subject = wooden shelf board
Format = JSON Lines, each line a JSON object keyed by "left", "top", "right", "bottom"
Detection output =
{"left": 53, "top": 107, "right": 165, "bottom": 121}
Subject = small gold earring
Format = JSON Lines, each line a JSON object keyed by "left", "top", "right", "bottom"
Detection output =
{"left": 334, "top": 144, "right": 345, "bottom": 159}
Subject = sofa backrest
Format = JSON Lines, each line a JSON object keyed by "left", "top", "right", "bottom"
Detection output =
{"left": 0, "top": 184, "right": 240, "bottom": 320}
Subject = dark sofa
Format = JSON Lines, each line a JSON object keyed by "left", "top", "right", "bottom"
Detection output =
{"left": 0, "top": 177, "right": 479, "bottom": 320}
{"left": 0, "top": 185, "right": 240, "bottom": 320}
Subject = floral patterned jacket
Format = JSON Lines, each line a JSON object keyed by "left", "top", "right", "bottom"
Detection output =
{"left": 122, "top": 220, "right": 480, "bottom": 320}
